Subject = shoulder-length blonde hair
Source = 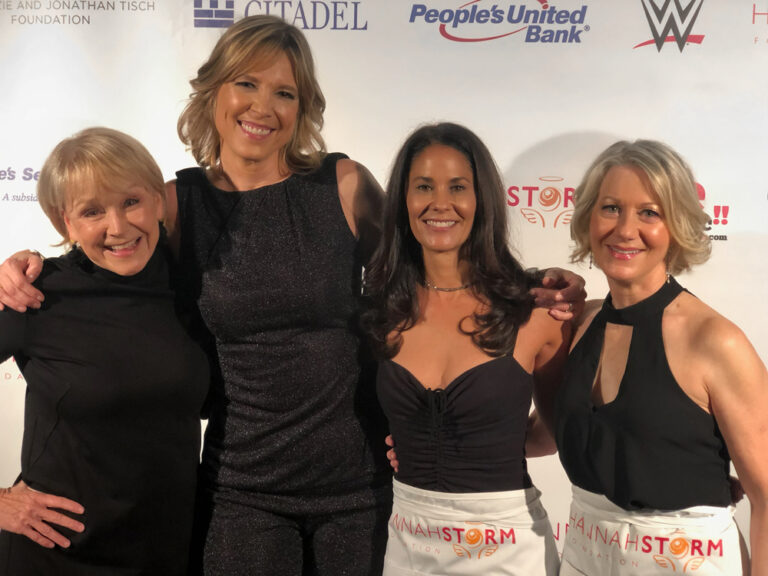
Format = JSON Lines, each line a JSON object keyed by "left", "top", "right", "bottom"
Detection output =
{"left": 570, "top": 139, "right": 711, "bottom": 275}
{"left": 177, "top": 15, "right": 326, "bottom": 174}
{"left": 38, "top": 127, "right": 165, "bottom": 246}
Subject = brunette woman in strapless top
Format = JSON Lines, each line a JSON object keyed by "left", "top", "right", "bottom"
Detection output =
{"left": 362, "top": 123, "right": 571, "bottom": 575}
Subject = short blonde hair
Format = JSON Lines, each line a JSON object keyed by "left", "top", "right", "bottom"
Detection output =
{"left": 37, "top": 127, "right": 165, "bottom": 244}
{"left": 177, "top": 15, "right": 326, "bottom": 174}
{"left": 570, "top": 139, "right": 711, "bottom": 275}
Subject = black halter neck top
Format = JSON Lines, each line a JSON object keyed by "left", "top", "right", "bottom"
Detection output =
{"left": 555, "top": 277, "right": 731, "bottom": 510}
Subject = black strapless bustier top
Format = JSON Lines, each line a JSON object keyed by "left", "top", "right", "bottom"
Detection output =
{"left": 377, "top": 355, "right": 534, "bottom": 493}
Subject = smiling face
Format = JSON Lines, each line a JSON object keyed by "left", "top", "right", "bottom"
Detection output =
{"left": 63, "top": 183, "right": 164, "bottom": 276}
{"left": 590, "top": 164, "right": 671, "bottom": 296}
{"left": 214, "top": 51, "right": 299, "bottom": 174}
{"left": 406, "top": 144, "right": 476, "bottom": 258}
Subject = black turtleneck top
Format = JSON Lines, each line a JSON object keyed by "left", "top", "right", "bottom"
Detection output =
{"left": 0, "top": 241, "right": 209, "bottom": 575}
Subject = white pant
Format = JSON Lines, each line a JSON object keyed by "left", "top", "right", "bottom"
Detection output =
{"left": 383, "top": 479, "right": 559, "bottom": 575}
{"left": 559, "top": 485, "right": 747, "bottom": 576}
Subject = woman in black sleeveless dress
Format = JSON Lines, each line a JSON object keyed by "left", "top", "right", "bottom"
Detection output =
{"left": 555, "top": 140, "right": 767, "bottom": 574}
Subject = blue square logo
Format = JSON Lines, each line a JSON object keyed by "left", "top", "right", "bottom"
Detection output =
{"left": 194, "top": 0, "right": 235, "bottom": 28}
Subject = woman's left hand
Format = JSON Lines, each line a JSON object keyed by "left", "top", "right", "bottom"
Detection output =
{"left": 529, "top": 267, "right": 587, "bottom": 321}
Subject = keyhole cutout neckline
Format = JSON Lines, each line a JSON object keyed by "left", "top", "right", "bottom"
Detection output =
{"left": 589, "top": 276, "right": 684, "bottom": 410}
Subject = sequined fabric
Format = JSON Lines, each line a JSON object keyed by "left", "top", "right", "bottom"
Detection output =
{"left": 175, "top": 154, "right": 390, "bottom": 517}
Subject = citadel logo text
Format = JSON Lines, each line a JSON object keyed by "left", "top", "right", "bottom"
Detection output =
{"left": 409, "top": 1, "right": 590, "bottom": 43}
{"left": 194, "top": 0, "right": 368, "bottom": 30}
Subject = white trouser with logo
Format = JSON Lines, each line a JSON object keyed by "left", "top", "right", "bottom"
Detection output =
{"left": 383, "top": 478, "right": 559, "bottom": 576}
{"left": 559, "top": 485, "right": 747, "bottom": 576}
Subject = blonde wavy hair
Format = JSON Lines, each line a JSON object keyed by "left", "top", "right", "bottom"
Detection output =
{"left": 37, "top": 127, "right": 165, "bottom": 246}
{"left": 570, "top": 139, "right": 711, "bottom": 275}
{"left": 177, "top": 15, "right": 326, "bottom": 174}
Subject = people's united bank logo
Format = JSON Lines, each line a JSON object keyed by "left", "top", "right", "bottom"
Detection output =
{"left": 634, "top": 0, "right": 705, "bottom": 51}
{"left": 195, "top": 0, "right": 235, "bottom": 28}
{"left": 409, "top": 1, "right": 591, "bottom": 44}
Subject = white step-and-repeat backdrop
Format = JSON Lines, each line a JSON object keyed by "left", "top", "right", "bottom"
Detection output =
{"left": 2, "top": 0, "right": 767, "bottom": 556}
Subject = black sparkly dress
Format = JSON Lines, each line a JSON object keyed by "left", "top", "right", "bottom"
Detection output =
{"left": 175, "top": 154, "right": 391, "bottom": 575}
{"left": 0, "top": 241, "right": 209, "bottom": 575}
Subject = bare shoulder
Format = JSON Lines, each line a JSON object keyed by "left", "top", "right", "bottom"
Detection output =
{"left": 336, "top": 159, "right": 381, "bottom": 201}
{"left": 666, "top": 292, "right": 746, "bottom": 355}
{"left": 336, "top": 158, "right": 363, "bottom": 203}
{"left": 520, "top": 307, "right": 570, "bottom": 356}
{"left": 665, "top": 292, "right": 758, "bottom": 398}
{"left": 527, "top": 307, "right": 565, "bottom": 337}
{"left": 165, "top": 179, "right": 178, "bottom": 206}
{"left": 335, "top": 157, "right": 360, "bottom": 182}
{"left": 335, "top": 158, "right": 384, "bottom": 254}
{"left": 164, "top": 180, "right": 180, "bottom": 256}
{"left": 336, "top": 158, "right": 363, "bottom": 235}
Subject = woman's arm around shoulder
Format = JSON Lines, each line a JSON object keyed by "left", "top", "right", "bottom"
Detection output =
{"left": 530, "top": 268, "right": 588, "bottom": 321}
{"left": 694, "top": 308, "right": 768, "bottom": 574}
{"left": 336, "top": 158, "right": 384, "bottom": 264}
{"left": 525, "top": 308, "right": 572, "bottom": 456}
{"left": 0, "top": 252, "right": 45, "bottom": 312}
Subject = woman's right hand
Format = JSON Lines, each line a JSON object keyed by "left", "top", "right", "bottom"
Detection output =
{"left": 0, "top": 480, "right": 85, "bottom": 548}
{"left": 385, "top": 435, "right": 399, "bottom": 474}
{"left": 0, "top": 250, "right": 45, "bottom": 312}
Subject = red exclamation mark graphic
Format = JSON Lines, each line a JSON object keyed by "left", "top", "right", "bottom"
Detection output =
{"left": 711, "top": 206, "right": 729, "bottom": 225}
{"left": 536, "top": 0, "right": 549, "bottom": 9}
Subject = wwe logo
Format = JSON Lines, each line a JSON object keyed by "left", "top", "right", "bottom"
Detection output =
{"left": 640, "top": 0, "right": 704, "bottom": 51}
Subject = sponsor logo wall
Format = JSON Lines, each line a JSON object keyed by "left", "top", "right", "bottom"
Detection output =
{"left": 1, "top": 0, "right": 766, "bottom": 555}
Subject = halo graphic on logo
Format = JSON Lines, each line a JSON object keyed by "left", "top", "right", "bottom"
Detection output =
{"left": 653, "top": 536, "right": 708, "bottom": 572}
{"left": 452, "top": 523, "right": 500, "bottom": 559}
{"left": 514, "top": 177, "right": 573, "bottom": 229}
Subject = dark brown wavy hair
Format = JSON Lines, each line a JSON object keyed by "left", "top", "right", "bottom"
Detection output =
{"left": 361, "top": 122, "right": 536, "bottom": 359}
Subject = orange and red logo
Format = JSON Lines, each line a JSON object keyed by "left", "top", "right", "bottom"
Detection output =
{"left": 653, "top": 536, "right": 711, "bottom": 572}
{"left": 389, "top": 513, "right": 517, "bottom": 560}
{"left": 507, "top": 176, "right": 574, "bottom": 229}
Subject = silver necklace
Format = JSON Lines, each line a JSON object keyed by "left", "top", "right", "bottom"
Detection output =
{"left": 424, "top": 279, "right": 472, "bottom": 292}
